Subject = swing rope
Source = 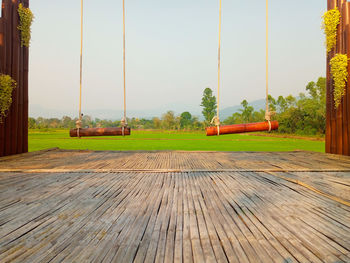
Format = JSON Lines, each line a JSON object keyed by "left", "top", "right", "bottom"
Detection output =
{"left": 121, "top": 0, "right": 127, "bottom": 136}
{"left": 76, "top": 0, "right": 84, "bottom": 137}
{"left": 265, "top": 0, "right": 272, "bottom": 131}
{"left": 212, "top": 0, "right": 222, "bottom": 135}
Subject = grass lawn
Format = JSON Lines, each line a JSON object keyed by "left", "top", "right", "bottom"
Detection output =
{"left": 29, "top": 129, "right": 325, "bottom": 152}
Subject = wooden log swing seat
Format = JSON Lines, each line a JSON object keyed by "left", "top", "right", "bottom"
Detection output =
{"left": 70, "top": 127, "right": 131, "bottom": 137}
{"left": 206, "top": 121, "right": 279, "bottom": 136}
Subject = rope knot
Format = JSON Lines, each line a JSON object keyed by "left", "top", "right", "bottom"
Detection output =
{"left": 121, "top": 117, "right": 128, "bottom": 137}
{"left": 120, "top": 117, "right": 127, "bottom": 127}
{"left": 76, "top": 119, "right": 82, "bottom": 129}
{"left": 211, "top": 116, "right": 221, "bottom": 136}
{"left": 75, "top": 118, "right": 83, "bottom": 138}
{"left": 265, "top": 110, "right": 276, "bottom": 122}
{"left": 211, "top": 116, "right": 220, "bottom": 127}
{"left": 265, "top": 110, "right": 275, "bottom": 132}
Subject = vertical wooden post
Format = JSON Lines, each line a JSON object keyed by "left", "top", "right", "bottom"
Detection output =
{"left": 4, "top": 0, "right": 13, "bottom": 155}
{"left": 0, "top": 0, "right": 29, "bottom": 157}
{"left": 326, "top": 0, "right": 350, "bottom": 156}
{"left": 11, "top": 0, "right": 20, "bottom": 154}
{"left": 335, "top": 0, "right": 344, "bottom": 155}
{"left": 326, "top": 0, "right": 336, "bottom": 154}
{"left": 342, "top": 2, "right": 349, "bottom": 155}
{"left": 347, "top": 3, "right": 350, "bottom": 155}
{"left": 22, "top": 0, "right": 29, "bottom": 153}
{"left": 0, "top": 3, "right": 4, "bottom": 157}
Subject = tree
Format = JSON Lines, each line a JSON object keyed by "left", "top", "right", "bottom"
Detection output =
{"left": 276, "top": 96, "right": 287, "bottom": 113}
{"left": 268, "top": 95, "right": 277, "bottom": 112}
{"left": 28, "top": 117, "right": 36, "bottom": 129}
{"left": 153, "top": 117, "right": 161, "bottom": 129}
{"left": 191, "top": 116, "right": 204, "bottom": 130}
{"left": 36, "top": 117, "right": 48, "bottom": 129}
{"left": 285, "top": 95, "right": 296, "bottom": 108}
{"left": 161, "top": 111, "right": 176, "bottom": 130}
{"left": 201, "top": 88, "right": 217, "bottom": 123}
{"left": 299, "top": 77, "right": 326, "bottom": 134}
{"left": 49, "top": 118, "right": 60, "bottom": 128}
{"left": 223, "top": 112, "right": 242, "bottom": 125}
{"left": 239, "top": 100, "right": 254, "bottom": 123}
{"left": 61, "top": 116, "right": 74, "bottom": 128}
{"left": 273, "top": 77, "right": 326, "bottom": 135}
{"left": 180, "top": 112, "right": 192, "bottom": 129}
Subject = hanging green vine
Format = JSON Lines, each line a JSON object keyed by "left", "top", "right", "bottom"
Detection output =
{"left": 17, "top": 3, "right": 34, "bottom": 47}
{"left": 0, "top": 74, "right": 17, "bottom": 122}
{"left": 322, "top": 7, "right": 341, "bottom": 53}
{"left": 330, "top": 53, "right": 349, "bottom": 109}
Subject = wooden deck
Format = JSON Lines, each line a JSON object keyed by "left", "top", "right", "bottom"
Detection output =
{"left": 0, "top": 149, "right": 350, "bottom": 262}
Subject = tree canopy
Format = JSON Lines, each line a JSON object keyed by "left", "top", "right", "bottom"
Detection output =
{"left": 223, "top": 77, "right": 327, "bottom": 135}
{"left": 200, "top": 88, "right": 217, "bottom": 123}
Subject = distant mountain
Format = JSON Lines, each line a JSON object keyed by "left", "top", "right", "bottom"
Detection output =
{"left": 30, "top": 98, "right": 266, "bottom": 120}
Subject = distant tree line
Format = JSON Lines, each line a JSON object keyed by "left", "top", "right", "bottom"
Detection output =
{"left": 221, "top": 77, "right": 326, "bottom": 135}
{"left": 29, "top": 77, "right": 326, "bottom": 135}
{"left": 29, "top": 111, "right": 205, "bottom": 131}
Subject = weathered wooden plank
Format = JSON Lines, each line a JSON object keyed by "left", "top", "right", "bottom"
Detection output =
{"left": 211, "top": 173, "right": 287, "bottom": 263}
{"left": 173, "top": 172, "right": 184, "bottom": 263}
{"left": 184, "top": 173, "right": 206, "bottom": 263}
{"left": 1, "top": 151, "right": 350, "bottom": 262}
{"left": 190, "top": 174, "right": 228, "bottom": 263}
{"left": 194, "top": 174, "right": 242, "bottom": 263}
{"left": 244, "top": 172, "right": 350, "bottom": 258}
{"left": 188, "top": 173, "right": 217, "bottom": 262}
{"left": 180, "top": 173, "right": 193, "bottom": 263}
{"left": 230, "top": 172, "right": 324, "bottom": 263}
{"left": 2, "top": 150, "right": 350, "bottom": 171}
{"left": 32, "top": 173, "right": 144, "bottom": 262}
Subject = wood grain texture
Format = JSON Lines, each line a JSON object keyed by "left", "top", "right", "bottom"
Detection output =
{"left": 0, "top": 150, "right": 349, "bottom": 262}
{"left": 70, "top": 127, "right": 131, "bottom": 137}
{"left": 206, "top": 121, "right": 279, "bottom": 136}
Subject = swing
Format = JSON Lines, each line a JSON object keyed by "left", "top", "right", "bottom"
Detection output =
{"left": 70, "top": 0, "right": 130, "bottom": 138}
{"left": 206, "top": 0, "right": 279, "bottom": 136}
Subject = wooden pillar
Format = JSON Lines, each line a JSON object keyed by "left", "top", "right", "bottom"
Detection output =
{"left": 347, "top": 4, "right": 350, "bottom": 155}
{"left": 326, "top": 0, "right": 350, "bottom": 156}
{"left": 0, "top": 2, "right": 5, "bottom": 157}
{"left": 0, "top": 0, "right": 29, "bottom": 157}
{"left": 339, "top": 0, "right": 349, "bottom": 156}
{"left": 23, "top": 0, "right": 29, "bottom": 153}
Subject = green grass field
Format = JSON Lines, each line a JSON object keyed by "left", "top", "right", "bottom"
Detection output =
{"left": 29, "top": 129, "right": 325, "bottom": 152}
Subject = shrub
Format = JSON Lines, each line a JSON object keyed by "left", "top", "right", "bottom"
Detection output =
{"left": 0, "top": 74, "right": 17, "bottom": 122}
{"left": 322, "top": 8, "right": 341, "bottom": 53}
{"left": 330, "top": 53, "right": 348, "bottom": 108}
{"left": 17, "top": 3, "right": 34, "bottom": 47}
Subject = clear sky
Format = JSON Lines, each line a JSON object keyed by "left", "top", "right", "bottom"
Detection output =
{"left": 29, "top": 0, "right": 327, "bottom": 117}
